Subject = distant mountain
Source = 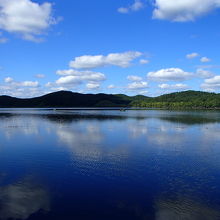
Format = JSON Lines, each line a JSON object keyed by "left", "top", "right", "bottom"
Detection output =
{"left": 0, "top": 90, "right": 219, "bottom": 108}
{"left": 0, "top": 91, "right": 148, "bottom": 108}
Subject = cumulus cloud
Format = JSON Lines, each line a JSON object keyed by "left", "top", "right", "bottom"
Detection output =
{"left": 4, "top": 77, "right": 13, "bottom": 83}
{"left": 69, "top": 51, "right": 142, "bottom": 69}
{"left": 0, "top": 179, "right": 50, "bottom": 220}
{"left": 0, "top": 86, "right": 44, "bottom": 97}
{"left": 1, "top": 77, "right": 42, "bottom": 97}
{"left": 152, "top": 0, "right": 220, "bottom": 22}
{"left": 138, "top": 90, "right": 148, "bottom": 95}
{"left": 35, "top": 74, "right": 45, "bottom": 78}
{"left": 201, "top": 75, "right": 220, "bottom": 90}
{"left": 0, "top": 0, "right": 58, "bottom": 41}
{"left": 148, "top": 68, "right": 193, "bottom": 81}
{"left": 127, "top": 81, "right": 148, "bottom": 90}
{"left": 158, "top": 83, "right": 189, "bottom": 90}
{"left": 86, "top": 82, "right": 100, "bottom": 90}
{"left": 127, "top": 75, "right": 142, "bottom": 81}
{"left": 22, "top": 81, "right": 39, "bottom": 87}
{"left": 201, "top": 57, "right": 211, "bottom": 63}
{"left": 196, "top": 68, "right": 214, "bottom": 78}
{"left": 186, "top": 52, "right": 199, "bottom": 59}
{"left": 47, "top": 86, "right": 70, "bottom": 92}
{"left": 107, "top": 84, "right": 116, "bottom": 89}
{"left": 56, "top": 76, "right": 80, "bottom": 85}
{"left": 45, "top": 82, "right": 53, "bottom": 87}
{"left": 4, "top": 77, "right": 39, "bottom": 87}
{"left": 118, "top": 0, "right": 145, "bottom": 14}
{"left": 56, "top": 69, "right": 106, "bottom": 86}
{"left": 139, "top": 59, "right": 149, "bottom": 64}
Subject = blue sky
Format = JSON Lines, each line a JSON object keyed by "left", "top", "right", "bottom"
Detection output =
{"left": 1, "top": 0, "right": 220, "bottom": 97}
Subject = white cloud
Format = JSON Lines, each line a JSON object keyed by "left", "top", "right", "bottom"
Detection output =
{"left": 118, "top": 0, "right": 144, "bottom": 14}
{"left": 196, "top": 64, "right": 220, "bottom": 69}
{"left": 0, "top": 0, "right": 58, "bottom": 41}
{"left": 49, "top": 86, "right": 69, "bottom": 92}
{"left": 158, "top": 83, "right": 189, "bottom": 90}
{"left": 55, "top": 69, "right": 106, "bottom": 89}
{"left": 118, "top": 7, "right": 129, "bottom": 14}
{"left": 130, "top": 0, "right": 145, "bottom": 11}
{"left": 56, "top": 69, "right": 105, "bottom": 80}
{"left": 45, "top": 82, "right": 53, "bottom": 87}
{"left": 4, "top": 77, "right": 39, "bottom": 87}
{"left": 0, "top": 37, "right": 8, "bottom": 43}
{"left": 204, "top": 76, "right": 220, "bottom": 85}
{"left": 0, "top": 85, "right": 43, "bottom": 98}
{"left": 0, "top": 85, "right": 12, "bottom": 91}
{"left": 0, "top": 179, "right": 50, "bottom": 220}
{"left": 196, "top": 68, "right": 214, "bottom": 78}
{"left": 201, "top": 75, "right": 220, "bottom": 90}
{"left": 56, "top": 76, "right": 81, "bottom": 85}
{"left": 35, "top": 74, "right": 45, "bottom": 78}
{"left": 200, "top": 57, "right": 211, "bottom": 63}
{"left": 203, "top": 88, "right": 216, "bottom": 92}
{"left": 107, "top": 84, "right": 116, "bottom": 89}
{"left": 56, "top": 69, "right": 106, "bottom": 86}
{"left": 186, "top": 52, "right": 199, "bottom": 59}
{"left": 127, "top": 81, "right": 148, "bottom": 90}
{"left": 127, "top": 75, "right": 142, "bottom": 81}
{"left": 153, "top": 0, "right": 220, "bottom": 22}
{"left": 0, "top": 77, "right": 42, "bottom": 97}
{"left": 86, "top": 82, "right": 100, "bottom": 90}
{"left": 69, "top": 51, "right": 142, "bottom": 69}
{"left": 148, "top": 68, "right": 193, "bottom": 81}
{"left": 21, "top": 81, "right": 39, "bottom": 87}
{"left": 4, "top": 77, "right": 13, "bottom": 83}
{"left": 139, "top": 59, "right": 149, "bottom": 64}
{"left": 138, "top": 90, "right": 148, "bottom": 95}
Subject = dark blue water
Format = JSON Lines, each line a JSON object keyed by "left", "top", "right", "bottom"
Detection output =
{"left": 0, "top": 109, "right": 220, "bottom": 220}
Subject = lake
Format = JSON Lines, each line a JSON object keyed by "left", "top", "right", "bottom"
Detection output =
{"left": 0, "top": 109, "right": 220, "bottom": 220}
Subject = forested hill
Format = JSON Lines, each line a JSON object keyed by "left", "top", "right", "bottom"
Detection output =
{"left": 0, "top": 90, "right": 220, "bottom": 108}
{"left": 0, "top": 91, "right": 150, "bottom": 108}
{"left": 130, "top": 90, "right": 220, "bottom": 108}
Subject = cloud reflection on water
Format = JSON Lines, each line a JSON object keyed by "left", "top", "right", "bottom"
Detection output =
{"left": 155, "top": 198, "right": 220, "bottom": 220}
{"left": 56, "top": 123, "right": 104, "bottom": 160}
{"left": 0, "top": 178, "right": 50, "bottom": 220}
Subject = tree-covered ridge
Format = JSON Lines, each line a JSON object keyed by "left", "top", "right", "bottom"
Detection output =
{"left": 130, "top": 91, "right": 220, "bottom": 108}
{"left": 0, "top": 90, "right": 220, "bottom": 108}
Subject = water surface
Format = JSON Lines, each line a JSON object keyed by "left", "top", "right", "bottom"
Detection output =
{"left": 0, "top": 109, "right": 220, "bottom": 220}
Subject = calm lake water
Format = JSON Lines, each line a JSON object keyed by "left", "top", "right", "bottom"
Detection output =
{"left": 0, "top": 109, "right": 220, "bottom": 220}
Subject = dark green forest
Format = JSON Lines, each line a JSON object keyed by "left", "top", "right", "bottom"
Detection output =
{"left": 0, "top": 90, "right": 220, "bottom": 108}
{"left": 130, "top": 90, "right": 220, "bottom": 109}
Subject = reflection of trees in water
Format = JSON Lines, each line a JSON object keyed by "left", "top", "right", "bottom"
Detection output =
{"left": 159, "top": 114, "right": 220, "bottom": 125}
{"left": 0, "top": 112, "right": 128, "bottom": 123}
{"left": 44, "top": 113, "right": 127, "bottom": 123}
{"left": 1, "top": 110, "right": 220, "bottom": 125}
{"left": 0, "top": 177, "right": 50, "bottom": 220}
